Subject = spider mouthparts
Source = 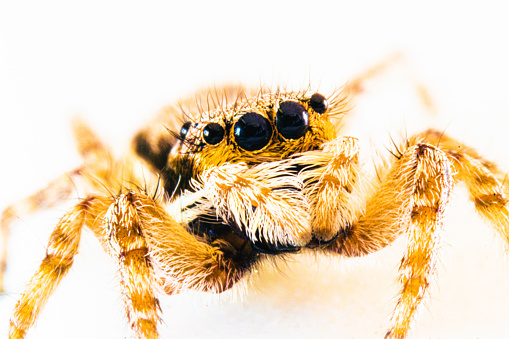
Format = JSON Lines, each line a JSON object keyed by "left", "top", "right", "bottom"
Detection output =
{"left": 307, "top": 234, "right": 339, "bottom": 249}
{"left": 252, "top": 239, "right": 301, "bottom": 254}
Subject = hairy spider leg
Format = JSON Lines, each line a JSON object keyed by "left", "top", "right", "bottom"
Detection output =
{"left": 9, "top": 196, "right": 112, "bottom": 338}
{"left": 307, "top": 141, "right": 453, "bottom": 338}
{"left": 383, "top": 129, "right": 509, "bottom": 338}
{"left": 414, "top": 129, "right": 509, "bottom": 248}
{"left": 129, "top": 191, "right": 251, "bottom": 295}
{"left": 0, "top": 118, "right": 115, "bottom": 293}
{"left": 384, "top": 144, "right": 452, "bottom": 339}
{"left": 318, "top": 127, "right": 509, "bottom": 337}
{"left": 104, "top": 192, "right": 162, "bottom": 338}
{"left": 293, "top": 136, "right": 362, "bottom": 243}
{"left": 9, "top": 185, "right": 257, "bottom": 339}
{"left": 0, "top": 172, "right": 78, "bottom": 293}
{"left": 7, "top": 123, "right": 315, "bottom": 338}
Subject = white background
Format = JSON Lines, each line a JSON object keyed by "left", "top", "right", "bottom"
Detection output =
{"left": 1, "top": 1, "right": 509, "bottom": 338}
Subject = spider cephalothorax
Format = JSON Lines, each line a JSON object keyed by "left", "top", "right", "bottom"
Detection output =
{"left": 137, "top": 89, "right": 344, "bottom": 196}
{"left": 3, "top": 67, "right": 509, "bottom": 339}
{"left": 162, "top": 90, "right": 345, "bottom": 252}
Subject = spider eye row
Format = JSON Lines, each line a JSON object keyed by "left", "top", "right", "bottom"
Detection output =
{"left": 180, "top": 92, "right": 328, "bottom": 151}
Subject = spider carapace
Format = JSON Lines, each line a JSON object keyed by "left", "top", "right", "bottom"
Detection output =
{"left": 4, "top": 80, "right": 509, "bottom": 339}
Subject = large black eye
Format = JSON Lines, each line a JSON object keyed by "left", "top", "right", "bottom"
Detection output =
{"left": 233, "top": 112, "right": 272, "bottom": 151}
{"left": 180, "top": 122, "right": 192, "bottom": 139}
{"left": 276, "top": 101, "right": 309, "bottom": 139}
{"left": 309, "top": 93, "right": 328, "bottom": 114}
{"left": 203, "top": 123, "right": 224, "bottom": 145}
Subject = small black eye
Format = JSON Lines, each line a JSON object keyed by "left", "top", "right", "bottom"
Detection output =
{"left": 180, "top": 122, "right": 192, "bottom": 139}
{"left": 233, "top": 112, "right": 272, "bottom": 151}
{"left": 309, "top": 93, "right": 328, "bottom": 114}
{"left": 203, "top": 123, "right": 224, "bottom": 145}
{"left": 276, "top": 101, "right": 309, "bottom": 139}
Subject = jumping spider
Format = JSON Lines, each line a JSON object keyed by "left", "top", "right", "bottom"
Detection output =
{"left": 2, "top": 62, "right": 509, "bottom": 339}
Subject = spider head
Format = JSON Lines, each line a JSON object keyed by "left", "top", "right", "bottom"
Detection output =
{"left": 167, "top": 90, "right": 344, "bottom": 188}
{"left": 161, "top": 89, "right": 347, "bottom": 254}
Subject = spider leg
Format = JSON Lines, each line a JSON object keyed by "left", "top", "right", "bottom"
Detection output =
{"left": 104, "top": 192, "right": 162, "bottom": 339}
{"left": 292, "top": 136, "right": 361, "bottom": 242}
{"left": 9, "top": 196, "right": 112, "bottom": 339}
{"left": 1, "top": 119, "right": 114, "bottom": 293}
{"left": 321, "top": 143, "right": 452, "bottom": 338}
{"left": 0, "top": 171, "right": 79, "bottom": 293}
{"left": 413, "top": 129, "right": 509, "bottom": 248}
{"left": 343, "top": 52, "right": 436, "bottom": 114}
{"left": 125, "top": 190, "right": 254, "bottom": 294}
{"left": 385, "top": 145, "right": 452, "bottom": 339}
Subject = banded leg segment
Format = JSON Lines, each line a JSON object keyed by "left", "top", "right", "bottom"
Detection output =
{"left": 0, "top": 172, "right": 79, "bottom": 293}
{"left": 9, "top": 196, "right": 110, "bottom": 339}
{"left": 131, "top": 191, "right": 254, "bottom": 294}
{"left": 104, "top": 192, "right": 161, "bottom": 339}
{"left": 326, "top": 144, "right": 452, "bottom": 338}
{"left": 414, "top": 129, "right": 509, "bottom": 247}
{"left": 385, "top": 145, "right": 452, "bottom": 338}
{"left": 2, "top": 119, "right": 115, "bottom": 293}
{"left": 328, "top": 144, "right": 438, "bottom": 256}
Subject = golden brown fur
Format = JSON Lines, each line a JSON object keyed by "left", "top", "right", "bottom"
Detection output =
{"left": 2, "top": 58, "right": 509, "bottom": 339}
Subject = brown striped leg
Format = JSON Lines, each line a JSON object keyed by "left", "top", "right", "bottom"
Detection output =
{"left": 104, "top": 190, "right": 259, "bottom": 338}
{"left": 385, "top": 145, "right": 452, "bottom": 338}
{"left": 9, "top": 196, "right": 111, "bottom": 339}
{"left": 104, "top": 192, "right": 161, "bottom": 339}
{"left": 2, "top": 119, "right": 113, "bottom": 294}
{"left": 131, "top": 191, "right": 253, "bottom": 294}
{"left": 327, "top": 144, "right": 453, "bottom": 338}
{"left": 414, "top": 129, "right": 509, "bottom": 248}
{"left": 0, "top": 172, "right": 78, "bottom": 293}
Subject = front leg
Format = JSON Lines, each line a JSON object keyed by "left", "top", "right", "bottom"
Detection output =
{"left": 383, "top": 145, "right": 452, "bottom": 338}
{"left": 117, "top": 190, "right": 256, "bottom": 296}
{"left": 104, "top": 192, "right": 162, "bottom": 339}
{"left": 105, "top": 189, "right": 263, "bottom": 339}
{"left": 306, "top": 141, "right": 452, "bottom": 338}
{"left": 293, "top": 136, "right": 361, "bottom": 243}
